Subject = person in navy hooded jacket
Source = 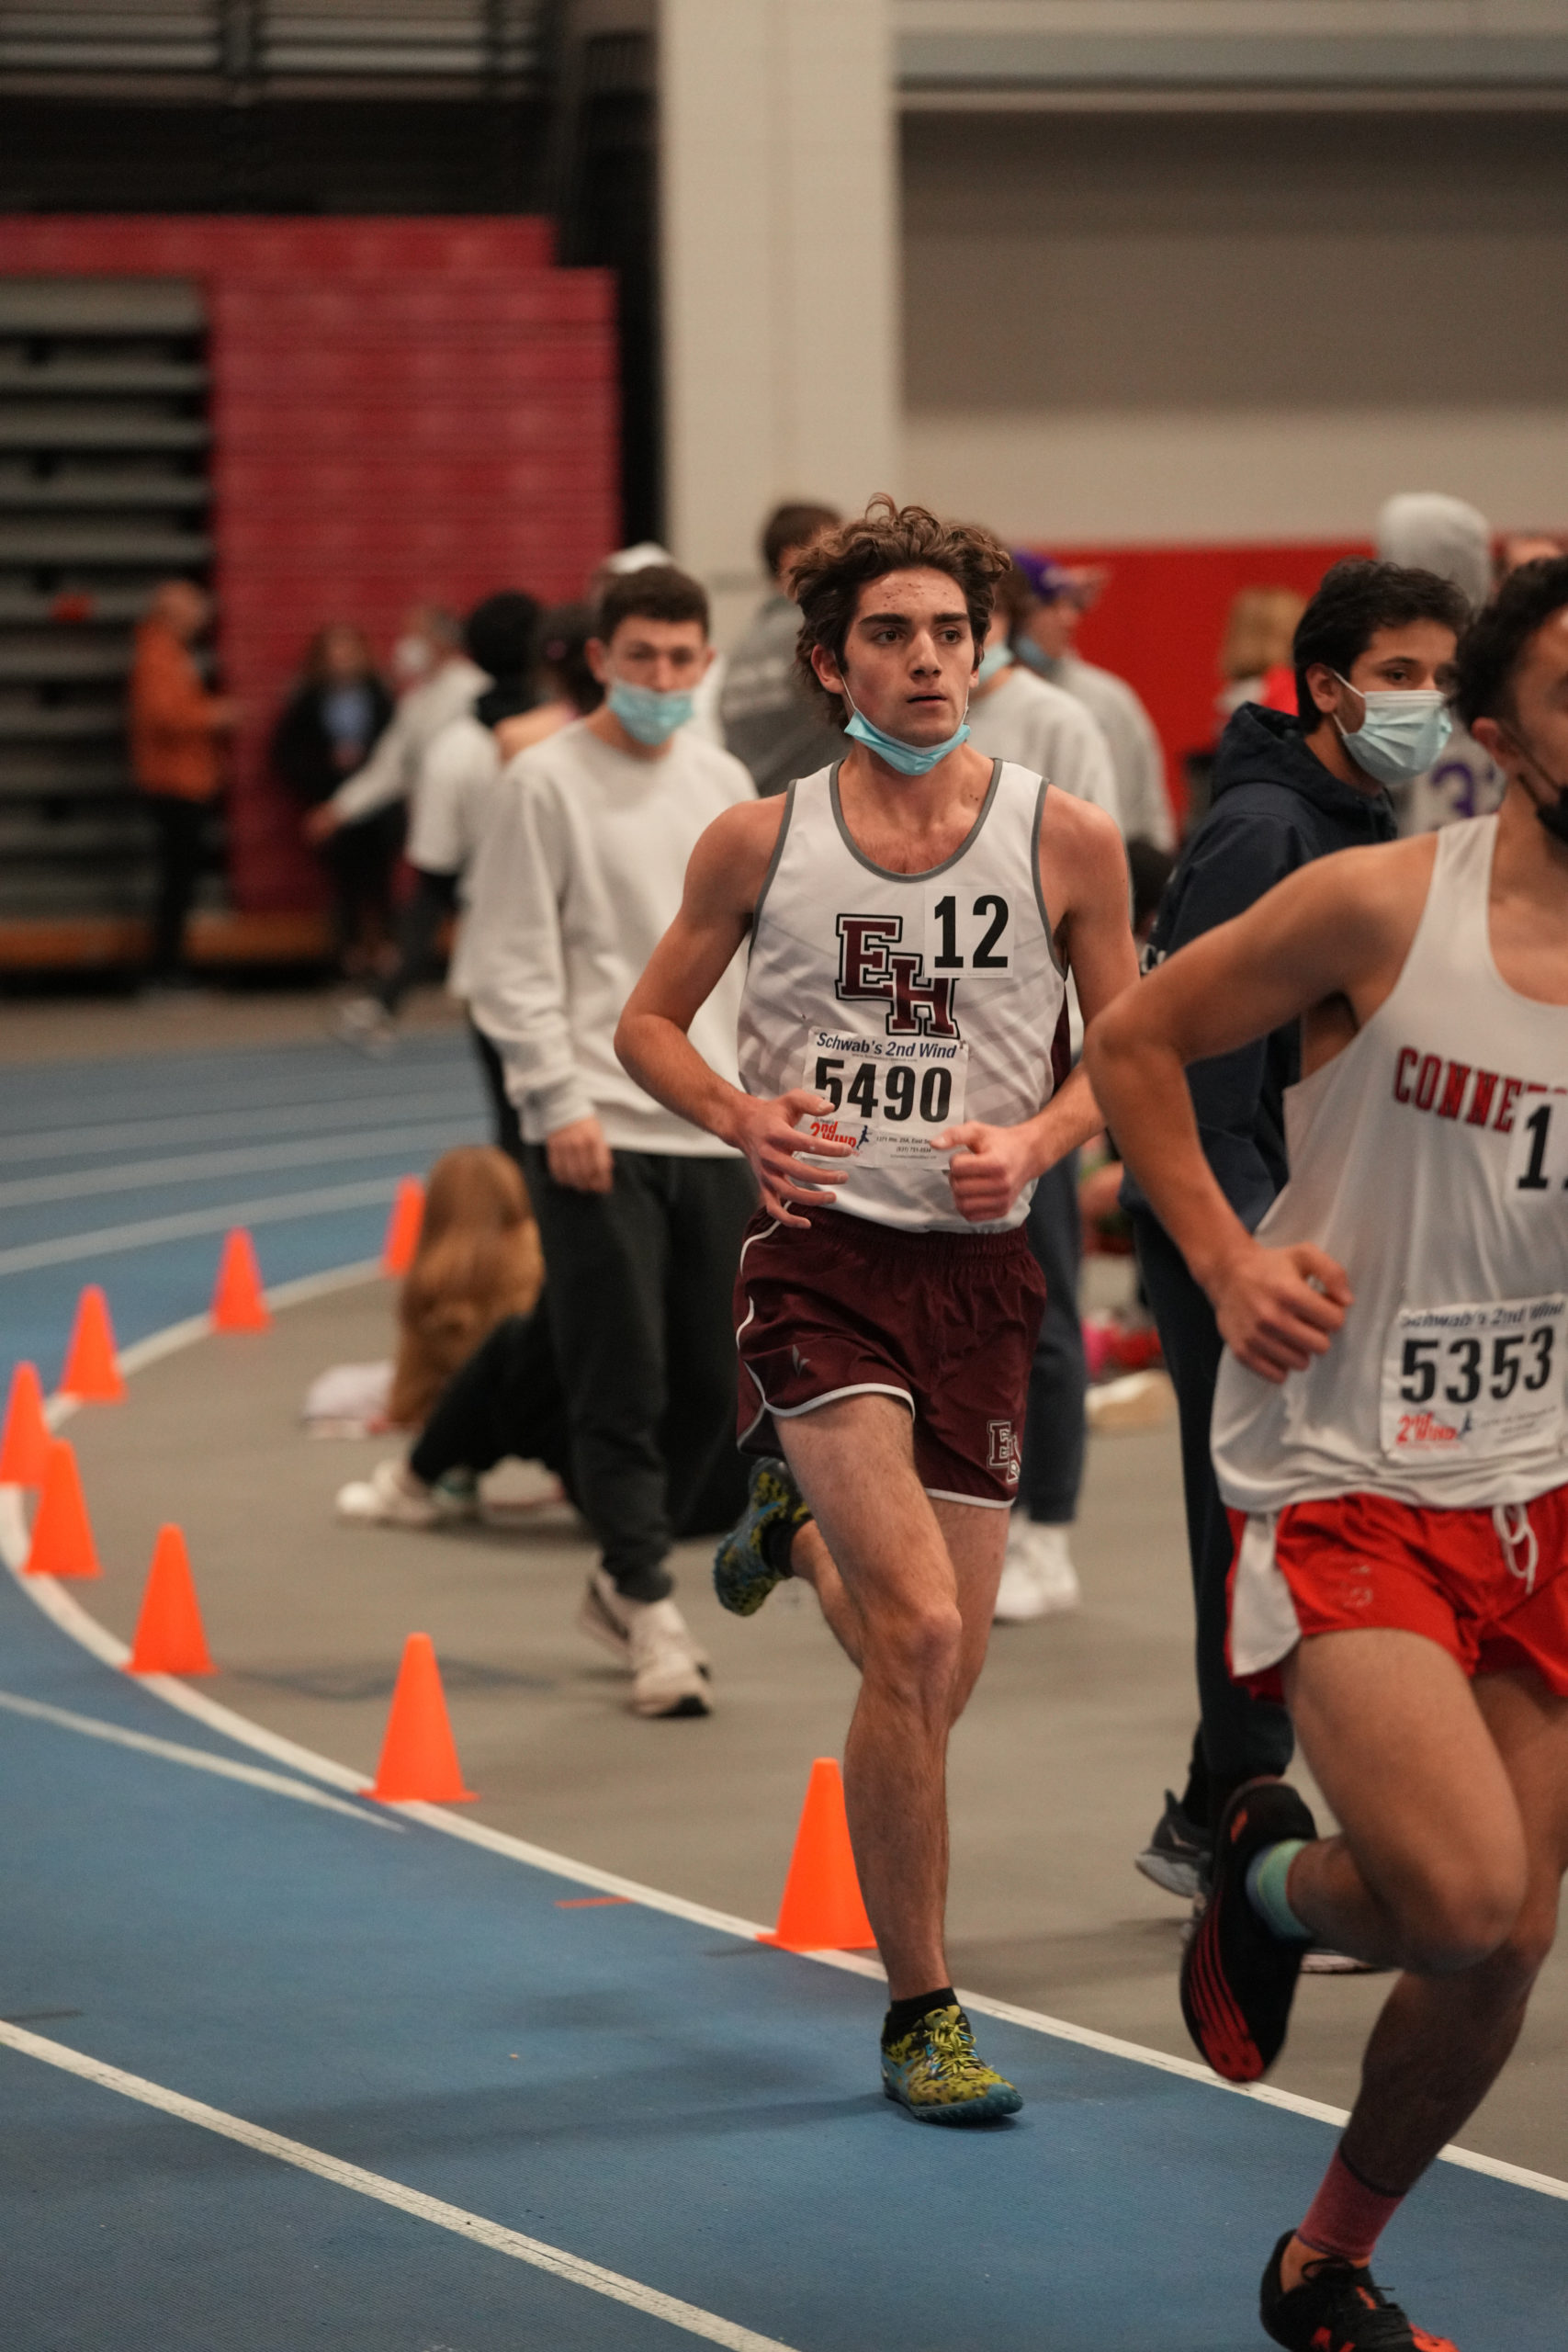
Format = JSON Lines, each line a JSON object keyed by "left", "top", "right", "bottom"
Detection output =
{"left": 1126, "top": 558, "right": 1469, "bottom": 1907}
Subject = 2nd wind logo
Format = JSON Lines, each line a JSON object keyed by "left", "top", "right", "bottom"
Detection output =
{"left": 1394, "top": 1409, "right": 1472, "bottom": 1448}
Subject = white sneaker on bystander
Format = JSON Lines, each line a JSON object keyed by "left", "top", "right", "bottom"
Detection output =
{"left": 993, "top": 1516, "right": 1081, "bottom": 1623}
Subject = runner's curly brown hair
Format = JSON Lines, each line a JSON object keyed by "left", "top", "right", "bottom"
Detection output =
{"left": 793, "top": 497, "right": 1010, "bottom": 720}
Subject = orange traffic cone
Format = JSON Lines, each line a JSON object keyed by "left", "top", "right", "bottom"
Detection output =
{"left": 364, "top": 1633, "right": 477, "bottom": 1803}
{"left": 0, "top": 1362, "right": 52, "bottom": 1485}
{"left": 126, "top": 1524, "right": 216, "bottom": 1676}
{"left": 25, "top": 1438, "right": 101, "bottom": 1578}
{"left": 59, "top": 1284, "right": 125, "bottom": 1403}
{"left": 758, "top": 1757, "right": 877, "bottom": 1951}
{"left": 380, "top": 1177, "right": 425, "bottom": 1277}
{"left": 211, "top": 1228, "right": 271, "bottom": 1332}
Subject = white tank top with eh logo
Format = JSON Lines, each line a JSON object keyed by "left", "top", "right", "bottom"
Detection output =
{"left": 737, "top": 760, "right": 1067, "bottom": 1233}
{"left": 1213, "top": 815, "right": 1568, "bottom": 1514}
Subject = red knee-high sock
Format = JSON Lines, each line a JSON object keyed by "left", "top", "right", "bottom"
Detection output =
{"left": 1298, "top": 2146, "right": 1406, "bottom": 2267}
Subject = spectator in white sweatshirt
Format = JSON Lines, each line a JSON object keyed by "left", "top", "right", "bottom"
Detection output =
{"left": 965, "top": 555, "right": 1119, "bottom": 1626}
{"left": 464, "top": 563, "right": 757, "bottom": 1721}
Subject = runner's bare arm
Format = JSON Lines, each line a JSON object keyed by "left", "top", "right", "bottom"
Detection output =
{"left": 937, "top": 795, "right": 1139, "bottom": 1225}
{"left": 1085, "top": 843, "right": 1424, "bottom": 1380}
{"left": 615, "top": 799, "right": 855, "bottom": 1228}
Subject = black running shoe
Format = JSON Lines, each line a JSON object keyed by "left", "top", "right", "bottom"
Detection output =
{"left": 1179, "top": 1776, "right": 1315, "bottom": 2083}
{"left": 1260, "top": 2230, "right": 1460, "bottom": 2350}
{"left": 1134, "top": 1788, "right": 1212, "bottom": 1900}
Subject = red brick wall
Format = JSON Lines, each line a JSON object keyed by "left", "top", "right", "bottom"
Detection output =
{"left": 0, "top": 217, "right": 619, "bottom": 910}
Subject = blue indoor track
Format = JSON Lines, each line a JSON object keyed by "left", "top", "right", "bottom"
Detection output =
{"left": 0, "top": 1030, "right": 487, "bottom": 1390}
{"left": 3, "top": 1035, "right": 1565, "bottom": 2347}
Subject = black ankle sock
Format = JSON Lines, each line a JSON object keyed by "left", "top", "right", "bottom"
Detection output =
{"left": 759, "top": 1507, "right": 804, "bottom": 1579}
{"left": 881, "top": 1986, "right": 957, "bottom": 2048}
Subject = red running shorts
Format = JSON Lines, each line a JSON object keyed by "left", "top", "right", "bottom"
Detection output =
{"left": 1228, "top": 1484, "right": 1568, "bottom": 1700}
{"left": 733, "top": 1206, "right": 1046, "bottom": 1508}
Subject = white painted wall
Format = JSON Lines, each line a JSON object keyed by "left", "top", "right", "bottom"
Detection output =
{"left": 896, "top": 0, "right": 1568, "bottom": 92}
{"left": 906, "top": 407, "right": 1568, "bottom": 547}
{"left": 900, "top": 109, "right": 1568, "bottom": 544}
{"left": 659, "top": 0, "right": 900, "bottom": 644}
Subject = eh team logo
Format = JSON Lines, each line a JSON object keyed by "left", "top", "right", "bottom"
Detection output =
{"left": 987, "top": 1420, "right": 1021, "bottom": 1486}
{"left": 836, "top": 915, "right": 960, "bottom": 1039}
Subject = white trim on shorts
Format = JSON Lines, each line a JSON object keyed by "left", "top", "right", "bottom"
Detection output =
{"left": 923, "top": 1486, "right": 1012, "bottom": 1511}
{"left": 1230, "top": 1511, "right": 1304, "bottom": 1679}
{"left": 768, "top": 1381, "right": 913, "bottom": 1421}
{"left": 734, "top": 1219, "right": 780, "bottom": 1445}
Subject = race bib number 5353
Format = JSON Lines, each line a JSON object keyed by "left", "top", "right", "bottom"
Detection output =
{"left": 1380, "top": 1294, "right": 1566, "bottom": 1463}
{"left": 797, "top": 1028, "right": 968, "bottom": 1161}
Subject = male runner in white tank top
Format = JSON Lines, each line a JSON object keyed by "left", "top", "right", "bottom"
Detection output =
{"left": 1088, "top": 555, "right": 1568, "bottom": 2352}
{"left": 617, "top": 502, "right": 1137, "bottom": 2122}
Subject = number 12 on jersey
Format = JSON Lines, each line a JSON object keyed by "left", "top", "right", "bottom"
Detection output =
{"left": 925, "top": 891, "right": 1011, "bottom": 977}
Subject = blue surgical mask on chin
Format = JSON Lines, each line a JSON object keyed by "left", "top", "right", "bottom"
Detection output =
{"left": 976, "top": 643, "right": 1014, "bottom": 685}
{"left": 1333, "top": 673, "right": 1453, "bottom": 785}
{"left": 607, "top": 676, "right": 696, "bottom": 747}
{"left": 1012, "top": 636, "right": 1051, "bottom": 675}
{"left": 842, "top": 690, "right": 971, "bottom": 778}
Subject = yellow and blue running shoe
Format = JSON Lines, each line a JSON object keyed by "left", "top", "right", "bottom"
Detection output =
{"left": 713, "top": 1457, "right": 811, "bottom": 1617}
{"left": 881, "top": 2005, "right": 1022, "bottom": 2125}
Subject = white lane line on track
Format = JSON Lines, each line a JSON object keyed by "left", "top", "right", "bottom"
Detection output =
{"left": 0, "top": 1690, "right": 400, "bottom": 1830}
{"left": 0, "top": 1089, "right": 480, "bottom": 1168}
{"left": 0, "top": 1121, "right": 479, "bottom": 1211}
{"left": 8, "top": 1283, "right": 1568, "bottom": 2212}
{"left": 0, "top": 1179, "right": 403, "bottom": 1278}
{"left": 0, "top": 2022, "right": 800, "bottom": 2352}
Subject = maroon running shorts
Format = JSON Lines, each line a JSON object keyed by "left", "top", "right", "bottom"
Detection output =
{"left": 733, "top": 1206, "right": 1047, "bottom": 1507}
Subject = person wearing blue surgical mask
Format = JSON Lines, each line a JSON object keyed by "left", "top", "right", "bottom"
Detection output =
{"left": 1321, "top": 659, "right": 1455, "bottom": 788}
{"left": 462, "top": 562, "right": 760, "bottom": 1724}
{"left": 1122, "top": 556, "right": 1470, "bottom": 1928}
{"left": 587, "top": 594, "right": 714, "bottom": 752}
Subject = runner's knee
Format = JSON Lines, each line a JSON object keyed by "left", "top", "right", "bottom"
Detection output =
{"left": 863, "top": 1598, "right": 964, "bottom": 1696}
{"left": 1396, "top": 1851, "right": 1529, "bottom": 1974}
{"left": 1483, "top": 1887, "right": 1561, "bottom": 1993}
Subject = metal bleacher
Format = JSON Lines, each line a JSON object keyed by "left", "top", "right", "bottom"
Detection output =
{"left": 0, "top": 2, "right": 636, "bottom": 968}
{"left": 0, "top": 3, "right": 547, "bottom": 85}
{"left": 0, "top": 277, "right": 211, "bottom": 931}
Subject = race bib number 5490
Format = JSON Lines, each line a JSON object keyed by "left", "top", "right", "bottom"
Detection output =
{"left": 1380, "top": 1294, "right": 1566, "bottom": 1463}
{"left": 797, "top": 1028, "right": 968, "bottom": 1161}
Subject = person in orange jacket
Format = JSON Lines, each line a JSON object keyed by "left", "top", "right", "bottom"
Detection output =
{"left": 129, "top": 579, "right": 239, "bottom": 984}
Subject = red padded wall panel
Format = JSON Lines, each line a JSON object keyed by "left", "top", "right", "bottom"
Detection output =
{"left": 0, "top": 216, "right": 554, "bottom": 277}
{"left": 0, "top": 217, "right": 617, "bottom": 910}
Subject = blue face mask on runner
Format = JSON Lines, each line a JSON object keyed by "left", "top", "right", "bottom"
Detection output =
{"left": 976, "top": 643, "right": 1015, "bottom": 685}
{"left": 607, "top": 677, "right": 696, "bottom": 747}
{"left": 842, "top": 691, "right": 971, "bottom": 778}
